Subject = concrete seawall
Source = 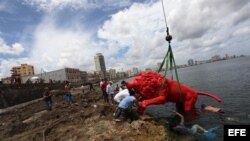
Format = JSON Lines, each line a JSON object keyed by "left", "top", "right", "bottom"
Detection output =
{"left": 0, "top": 83, "right": 65, "bottom": 109}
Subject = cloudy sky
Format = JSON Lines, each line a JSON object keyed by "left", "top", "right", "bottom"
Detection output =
{"left": 0, "top": 0, "right": 250, "bottom": 79}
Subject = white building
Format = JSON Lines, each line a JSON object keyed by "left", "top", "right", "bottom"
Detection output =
{"left": 21, "top": 68, "right": 86, "bottom": 84}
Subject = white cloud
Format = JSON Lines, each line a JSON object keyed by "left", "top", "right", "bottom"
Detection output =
{"left": 1, "top": 0, "right": 250, "bottom": 79}
{"left": 233, "top": 27, "right": 250, "bottom": 36}
{"left": 0, "top": 37, "right": 25, "bottom": 55}
{"left": 28, "top": 16, "right": 101, "bottom": 73}
{"left": 98, "top": 2, "right": 167, "bottom": 70}
{"left": 98, "top": 0, "right": 250, "bottom": 69}
{"left": 23, "top": 0, "right": 133, "bottom": 11}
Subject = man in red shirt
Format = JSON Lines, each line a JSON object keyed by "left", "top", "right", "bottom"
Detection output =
{"left": 101, "top": 78, "right": 109, "bottom": 103}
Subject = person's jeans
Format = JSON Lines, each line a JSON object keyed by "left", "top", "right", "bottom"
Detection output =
{"left": 103, "top": 93, "right": 109, "bottom": 103}
{"left": 45, "top": 100, "right": 52, "bottom": 111}
{"left": 114, "top": 108, "right": 136, "bottom": 121}
{"left": 66, "top": 94, "right": 73, "bottom": 104}
{"left": 114, "top": 108, "right": 122, "bottom": 119}
{"left": 109, "top": 94, "right": 114, "bottom": 104}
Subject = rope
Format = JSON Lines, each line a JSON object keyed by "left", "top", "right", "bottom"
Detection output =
{"left": 157, "top": 44, "right": 183, "bottom": 101}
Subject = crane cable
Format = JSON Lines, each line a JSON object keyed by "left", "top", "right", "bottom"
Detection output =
{"left": 161, "top": 0, "right": 168, "bottom": 30}
{"left": 158, "top": 0, "right": 183, "bottom": 103}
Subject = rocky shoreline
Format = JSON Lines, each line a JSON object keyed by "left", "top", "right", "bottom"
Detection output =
{"left": 0, "top": 87, "right": 194, "bottom": 141}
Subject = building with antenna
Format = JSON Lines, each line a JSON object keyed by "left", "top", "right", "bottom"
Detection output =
{"left": 94, "top": 53, "right": 107, "bottom": 79}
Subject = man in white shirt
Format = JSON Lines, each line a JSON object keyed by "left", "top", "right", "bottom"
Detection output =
{"left": 113, "top": 88, "right": 130, "bottom": 118}
{"left": 106, "top": 81, "right": 114, "bottom": 105}
{"left": 114, "top": 89, "right": 130, "bottom": 103}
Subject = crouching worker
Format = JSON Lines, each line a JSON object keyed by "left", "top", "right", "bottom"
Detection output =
{"left": 43, "top": 87, "right": 52, "bottom": 111}
{"left": 114, "top": 89, "right": 138, "bottom": 122}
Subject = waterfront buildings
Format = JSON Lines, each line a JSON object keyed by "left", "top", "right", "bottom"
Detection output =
{"left": 211, "top": 55, "right": 221, "bottom": 62}
{"left": 126, "top": 70, "right": 133, "bottom": 77}
{"left": 116, "top": 72, "right": 127, "bottom": 79}
{"left": 145, "top": 68, "right": 152, "bottom": 71}
{"left": 87, "top": 72, "right": 100, "bottom": 83}
{"left": 1, "top": 77, "right": 12, "bottom": 84}
{"left": 21, "top": 68, "right": 87, "bottom": 84}
{"left": 94, "top": 53, "right": 107, "bottom": 79}
{"left": 11, "top": 64, "right": 34, "bottom": 77}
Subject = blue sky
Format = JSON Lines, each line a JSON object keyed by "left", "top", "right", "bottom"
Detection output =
{"left": 0, "top": 0, "right": 250, "bottom": 79}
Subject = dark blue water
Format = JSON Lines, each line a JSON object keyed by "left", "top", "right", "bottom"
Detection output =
{"left": 144, "top": 57, "right": 250, "bottom": 141}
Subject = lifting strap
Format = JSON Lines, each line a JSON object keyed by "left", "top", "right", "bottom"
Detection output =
{"left": 158, "top": 0, "right": 183, "bottom": 102}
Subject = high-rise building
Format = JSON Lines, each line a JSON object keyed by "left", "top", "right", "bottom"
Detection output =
{"left": 188, "top": 59, "right": 194, "bottom": 66}
{"left": 94, "top": 53, "right": 107, "bottom": 79}
{"left": 11, "top": 64, "right": 35, "bottom": 77}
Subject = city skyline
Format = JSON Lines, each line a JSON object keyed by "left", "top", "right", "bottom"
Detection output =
{"left": 3, "top": 53, "right": 245, "bottom": 77}
{"left": 0, "top": 0, "right": 250, "bottom": 79}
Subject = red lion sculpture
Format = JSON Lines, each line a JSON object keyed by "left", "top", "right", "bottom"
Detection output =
{"left": 127, "top": 71, "right": 222, "bottom": 112}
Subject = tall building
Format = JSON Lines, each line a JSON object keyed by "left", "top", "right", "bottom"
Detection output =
{"left": 94, "top": 53, "right": 107, "bottom": 79}
{"left": 109, "top": 69, "right": 116, "bottom": 80}
{"left": 11, "top": 64, "right": 35, "bottom": 76}
{"left": 188, "top": 59, "right": 194, "bottom": 66}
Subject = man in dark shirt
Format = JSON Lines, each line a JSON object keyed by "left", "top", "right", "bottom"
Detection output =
{"left": 43, "top": 87, "right": 52, "bottom": 111}
{"left": 171, "top": 111, "right": 208, "bottom": 135}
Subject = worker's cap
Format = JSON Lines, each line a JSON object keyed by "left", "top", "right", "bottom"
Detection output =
{"left": 109, "top": 81, "right": 113, "bottom": 83}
